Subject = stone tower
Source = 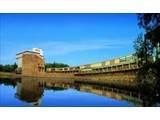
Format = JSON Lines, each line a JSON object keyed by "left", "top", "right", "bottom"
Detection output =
{"left": 16, "top": 48, "right": 45, "bottom": 77}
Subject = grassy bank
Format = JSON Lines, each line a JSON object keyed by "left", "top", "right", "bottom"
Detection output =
{"left": 0, "top": 72, "right": 22, "bottom": 78}
{"left": 0, "top": 72, "right": 138, "bottom": 91}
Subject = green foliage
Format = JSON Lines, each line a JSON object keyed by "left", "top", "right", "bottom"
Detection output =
{"left": 137, "top": 13, "right": 160, "bottom": 32}
{"left": 138, "top": 14, "right": 160, "bottom": 49}
{"left": 0, "top": 63, "right": 17, "bottom": 72}
{"left": 134, "top": 14, "right": 160, "bottom": 95}
{"left": 136, "top": 63, "right": 156, "bottom": 94}
{"left": 133, "top": 34, "right": 146, "bottom": 65}
{"left": 45, "top": 62, "right": 69, "bottom": 69}
{"left": 134, "top": 33, "right": 154, "bottom": 65}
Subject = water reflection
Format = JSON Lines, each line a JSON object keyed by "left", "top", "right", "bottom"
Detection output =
{"left": 15, "top": 78, "right": 44, "bottom": 106}
{"left": 0, "top": 77, "right": 160, "bottom": 107}
{"left": 76, "top": 84, "right": 143, "bottom": 106}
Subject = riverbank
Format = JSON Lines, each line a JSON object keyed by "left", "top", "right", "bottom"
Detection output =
{"left": 0, "top": 72, "right": 22, "bottom": 78}
{"left": 0, "top": 72, "right": 75, "bottom": 78}
{"left": 0, "top": 72, "right": 138, "bottom": 91}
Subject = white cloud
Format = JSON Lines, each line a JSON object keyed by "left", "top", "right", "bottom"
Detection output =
{"left": 0, "top": 38, "right": 133, "bottom": 64}
{"left": 37, "top": 39, "right": 132, "bottom": 56}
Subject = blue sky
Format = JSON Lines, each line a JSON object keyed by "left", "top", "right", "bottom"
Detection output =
{"left": 0, "top": 13, "right": 141, "bottom": 66}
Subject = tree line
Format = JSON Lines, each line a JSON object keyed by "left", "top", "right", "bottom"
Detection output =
{"left": 0, "top": 63, "right": 17, "bottom": 72}
{"left": 45, "top": 62, "right": 69, "bottom": 69}
{"left": 0, "top": 62, "right": 69, "bottom": 72}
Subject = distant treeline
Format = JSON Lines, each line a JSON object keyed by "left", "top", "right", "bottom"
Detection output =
{"left": 0, "top": 62, "right": 69, "bottom": 72}
{"left": 45, "top": 62, "right": 69, "bottom": 69}
{"left": 0, "top": 63, "right": 17, "bottom": 72}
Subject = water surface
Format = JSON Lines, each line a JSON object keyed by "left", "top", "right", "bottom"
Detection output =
{"left": 0, "top": 77, "right": 159, "bottom": 107}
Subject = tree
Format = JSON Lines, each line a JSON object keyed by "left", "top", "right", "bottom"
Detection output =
{"left": 45, "top": 62, "right": 69, "bottom": 70}
{"left": 138, "top": 13, "right": 160, "bottom": 60}
{"left": 0, "top": 65, "right": 3, "bottom": 71}
{"left": 134, "top": 34, "right": 146, "bottom": 66}
{"left": 137, "top": 13, "right": 160, "bottom": 32}
{"left": 0, "top": 63, "right": 17, "bottom": 72}
{"left": 134, "top": 33, "right": 153, "bottom": 66}
{"left": 134, "top": 14, "right": 160, "bottom": 95}
{"left": 13, "top": 63, "right": 17, "bottom": 70}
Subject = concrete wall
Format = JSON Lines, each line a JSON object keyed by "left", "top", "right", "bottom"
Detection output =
{"left": 16, "top": 54, "right": 23, "bottom": 68}
{"left": 22, "top": 54, "right": 45, "bottom": 77}
{"left": 90, "top": 62, "right": 102, "bottom": 68}
{"left": 75, "top": 70, "right": 137, "bottom": 84}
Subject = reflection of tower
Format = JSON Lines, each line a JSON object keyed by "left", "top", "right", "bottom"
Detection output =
{"left": 15, "top": 77, "right": 44, "bottom": 106}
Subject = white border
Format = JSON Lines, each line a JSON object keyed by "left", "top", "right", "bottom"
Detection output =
{"left": 0, "top": 0, "right": 160, "bottom": 13}
{"left": 0, "top": 107, "right": 160, "bottom": 120}
{"left": 0, "top": 0, "right": 160, "bottom": 120}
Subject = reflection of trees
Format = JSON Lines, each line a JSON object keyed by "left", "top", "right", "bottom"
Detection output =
{"left": 45, "top": 86, "right": 67, "bottom": 91}
{"left": 0, "top": 78, "right": 20, "bottom": 88}
{"left": 1, "top": 77, "right": 159, "bottom": 106}
{"left": 74, "top": 82, "right": 160, "bottom": 107}
{"left": 39, "top": 80, "right": 160, "bottom": 107}
{"left": 41, "top": 82, "right": 69, "bottom": 91}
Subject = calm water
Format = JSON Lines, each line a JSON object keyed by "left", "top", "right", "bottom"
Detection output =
{"left": 0, "top": 77, "right": 159, "bottom": 107}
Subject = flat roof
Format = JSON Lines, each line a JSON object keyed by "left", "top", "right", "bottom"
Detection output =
{"left": 16, "top": 50, "right": 40, "bottom": 55}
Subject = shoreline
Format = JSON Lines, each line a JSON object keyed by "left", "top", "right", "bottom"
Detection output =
{"left": 0, "top": 71, "right": 137, "bottom": 91}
